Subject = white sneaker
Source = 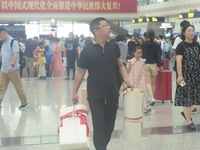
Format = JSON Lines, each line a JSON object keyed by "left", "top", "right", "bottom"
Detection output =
{"left": 18, "top": 103, "right": 28, "bottom": 109}
{"left": 144, "top": 106, "right": 151, "bottom": 113}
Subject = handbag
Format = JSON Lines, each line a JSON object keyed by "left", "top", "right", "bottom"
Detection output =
{"left": 58, "top": 104, "right": 89, "bottom": 149}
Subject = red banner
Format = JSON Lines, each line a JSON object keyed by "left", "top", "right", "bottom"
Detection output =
{"left": 0, "top": 0, "right": 137, "bottom": 13}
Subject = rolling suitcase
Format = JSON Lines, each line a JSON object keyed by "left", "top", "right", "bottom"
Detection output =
{"left": 154, "top": 70, "right": 172, "bottom": 103}
{"left": 162, "top": 59, "right": 169, "bottom": 70}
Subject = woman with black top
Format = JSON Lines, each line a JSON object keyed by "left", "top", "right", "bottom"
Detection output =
{"left": 175, "top": 25, "right": 200, "bottom": 130}
{"left": 141, "top": 29, "right": 161, "bottom": 106}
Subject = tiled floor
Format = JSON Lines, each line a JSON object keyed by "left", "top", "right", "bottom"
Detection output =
{"left": 0, "top": 62, "right": 200, "bottom": 150}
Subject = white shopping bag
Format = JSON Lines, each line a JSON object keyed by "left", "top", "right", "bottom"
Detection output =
{"left": 59, "top": 116, "right": 89, "bottom": 149}
{"left": 58, "top": 104, "right": 89, "bottom": 149}
{"left": 60, "top": 104, "right": 88, "bottom": 117}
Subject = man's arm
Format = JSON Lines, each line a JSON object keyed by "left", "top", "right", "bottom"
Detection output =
{"left": 11, "top": 52, "right": 18, "bottom": 65}
{"left": 11, "top": 40, "right": 19, "bottom": 64}
{"left": 72, "top": 68, "right": 86, "bottom": 104}
{"left": 117, "top": 58, "right": 130, "bottom": 87}
{"left": 127, "top": 60, "right": 131, "bottom": 74}
{"left": 8, "top": 52, "right": 18, "bottom": 73}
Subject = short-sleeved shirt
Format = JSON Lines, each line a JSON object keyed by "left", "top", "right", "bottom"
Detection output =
{"left": 172, "top": 36, "right": 182, "bottom": 50}
{"left": 1, "top": 36, "right": 20, "bottom": 73}
{"left": 65, "top": 39, "right": 78, "bottom": 57}
{"left": 45, "top": 50, "right": 52, "bottom": 64}
{"left": 117, "top": 41, "right": 128, "bottom": 64}
{"left": 176, "top": 41, "right": 200, "bottom": 56}
{"left": 141, "top": 40, "right": 160, "bottom": 65}
{"left": 24, "top": 38, "right": 38, "bottom": 58}
{"left": 78, "top": 41, "right": 121, "bottom": 101}
{"left": 173, "top": 36, "right": 200, "bottom": 50}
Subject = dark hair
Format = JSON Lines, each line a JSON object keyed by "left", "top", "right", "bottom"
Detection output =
{"left": 180, "top": 24, "right": 195, "bottom": 40}
{"left": 158, "top": 35, "right": 164, "bottom": 39}
{"left": 143, "top": 32, "right": 147, "bottom": 38}
{"left": 33, "top": 36, "right": 39, "bottom": 41}
{"left": 147, "top": 29, "right": 155, "bottom": 41}
{"left": 115, "top": 35, "right": 125, "bottom": 42}
{"left": 133, "top": 46, "right": 142, "bottom": 54}
{"left": 45, "top": 45, "right": 49, "bottom": 51}
{"left": 90, "top": 17, "right": 106, "bottom": 35}
{"left": 180, "top": 20, "right": 190, "bottom": 28}
{"left": 0, "top": 28, "right": 7, "bottom": 33}
{"left": 126, "top": 34, "right": 131, "bottom": 38}
{"left": 39, "top": 41, "right": 44, "bottom": 47}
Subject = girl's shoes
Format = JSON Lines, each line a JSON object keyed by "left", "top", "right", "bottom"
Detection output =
{"left": 148, "top": 98, "right": 156, "bottom": 106}
{"left": 144, "top": 106, "right": 151, "bottom": 113}
{"left": 192, "top": 108, "right": 197, "bottom": 113}
{"left": 149, "top": 101, "right": 155, "bottom": 106}
{"left": 186, "top": 122, "right": 196, "bottom": 131}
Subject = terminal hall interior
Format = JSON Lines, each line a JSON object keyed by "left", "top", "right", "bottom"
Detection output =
{"left": 0, "top": 0, "right": 200, "bottom": 150}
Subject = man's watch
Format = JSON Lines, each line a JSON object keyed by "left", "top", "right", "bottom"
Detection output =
{"left": 11, "top": 64, "right": 14, "bottom": 67}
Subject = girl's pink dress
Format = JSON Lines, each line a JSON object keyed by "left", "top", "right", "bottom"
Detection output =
{"left": 129, "top": 57, "right": 146, "bottom": 92}
{"left": 51, "top": 43, "right": 63, "bottom": 77}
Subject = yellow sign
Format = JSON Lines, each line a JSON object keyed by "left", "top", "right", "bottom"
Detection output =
{"left": 152, "top": 17, "right": 158, "bottom": 22}
{"left": 179, "top": 14, "right": 183, "bottom": 19}
{"left": 132, "top": 19, "right": 136, "bottom": 23}
{"left": 146, "top": 17, "right": 150, "bottom": 22}
{"left": 138, "top": 18, "right": 143, "bottom": 23}
{"left": 188, "top": 12, "right": 194, "bottom": 18}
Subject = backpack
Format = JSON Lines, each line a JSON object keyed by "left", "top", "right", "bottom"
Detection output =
{"left": 10, "top": 39, "right": 25, "bottom": 69}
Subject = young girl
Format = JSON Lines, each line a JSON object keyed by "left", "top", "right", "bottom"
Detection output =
{"left": 127, "top": 47, "right": 151, "bottom": 113}
{"left": 38, "top": 51, "right": 46, "bottom": 79}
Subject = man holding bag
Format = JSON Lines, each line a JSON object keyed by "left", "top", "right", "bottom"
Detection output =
{"left": 72, "top": 17, "right": 131, "bottom": 150}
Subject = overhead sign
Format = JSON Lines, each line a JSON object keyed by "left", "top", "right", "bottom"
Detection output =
{"left": 179, "top": 11, "right": 200, "bottom": 19}
{"left": 0, "top": 0, "right": 137, "bottom": 13}
{"left": 27, "top": 20, "right": 39, "bottom": 24}
{"left": 132, "top": 17, "right": 164, "bottom": 24}
{"left": 160, "top": 23, "right": 173, "bottom": 28}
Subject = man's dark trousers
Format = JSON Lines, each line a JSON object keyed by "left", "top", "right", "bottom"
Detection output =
{"left": 88, "top": 97, "right": 119, "bottom": 150}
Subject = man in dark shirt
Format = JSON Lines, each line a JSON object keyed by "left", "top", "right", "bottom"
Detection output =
{"left": 64, "top": 32, "right": 78, "bottom": 80}
{"left": 23, "top": 37, "right": 38, "bottom": 77}
{"left": 72, "top": 17, "right": 131, "bottom": 150}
